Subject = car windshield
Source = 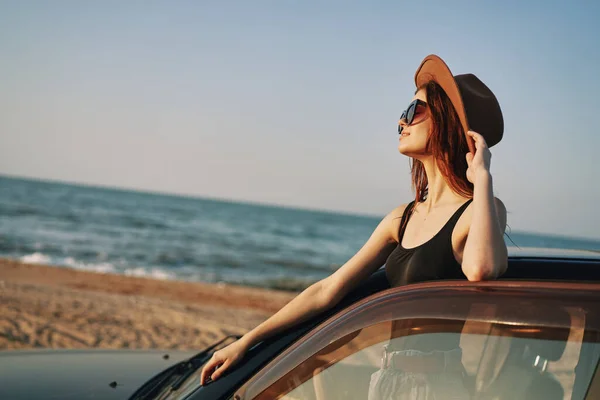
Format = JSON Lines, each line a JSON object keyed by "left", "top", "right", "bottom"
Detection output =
{"left": 241, "top": 286, "right": 600, "bottom": 400}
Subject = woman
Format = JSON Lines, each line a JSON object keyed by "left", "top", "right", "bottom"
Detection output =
{"left": 199, "top": 54, "right": 508, "bottom": 392}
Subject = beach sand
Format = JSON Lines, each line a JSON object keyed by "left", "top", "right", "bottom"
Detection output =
{"left": 0, "top": 258, "right": 296, "bottom": 350}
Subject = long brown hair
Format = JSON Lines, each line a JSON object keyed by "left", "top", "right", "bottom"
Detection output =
{"left": 410, "top": 80, "right": 473, "bottom": 203}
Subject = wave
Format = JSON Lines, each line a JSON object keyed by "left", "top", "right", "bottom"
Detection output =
{"left": 124, "top": 267, "right": 176, "bottom": 280}
{"left": 63, "top": 257, "right": 116, "bottom": 274}
{"left": 19, "top": 253, "right": 117, "bottom": 274}
{"left": 17, "top": 252, "right": 177, "bottom": 281}
{"left": 20, "top": 252, "right": 52, "bottom": 265}
{"left": 18, "top": 253, "right": 117, "bottom": 274}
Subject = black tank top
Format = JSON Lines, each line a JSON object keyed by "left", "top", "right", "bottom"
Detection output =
{"left": 385, "top": 199, "right": 472, "bottom": 352}
{"left": 385, "top": 198, "right": 472, "bottom": 288}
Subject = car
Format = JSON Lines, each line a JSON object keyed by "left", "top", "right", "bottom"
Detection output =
{"left": 136, "top": 248, "right": 600, "bottom": 400}
{"left": 1, "top": 248, "right": 599, "bottom": 400}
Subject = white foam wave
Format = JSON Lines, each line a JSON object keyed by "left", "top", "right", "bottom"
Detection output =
{"left": 63, "top": 257, "right": 116, "bottom": 274}
{"left": 124, "top": 267, "right": 175, "bottom": 280}
{"left": 19, "top": 253, "right": 180, "bottom": 282}
{"left": 20, "top": 252, "right": 52, "bottom": 265}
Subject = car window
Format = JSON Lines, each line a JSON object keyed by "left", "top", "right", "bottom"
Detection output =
{"left": 236, "top": 286, "right": 600, "bottom": 400}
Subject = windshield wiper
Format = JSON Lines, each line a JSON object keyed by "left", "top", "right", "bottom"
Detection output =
{"left": 129, "top": 334, "right": 243, "bottom": 400}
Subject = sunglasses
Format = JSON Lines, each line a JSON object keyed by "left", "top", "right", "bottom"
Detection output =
{"left": 398, "top": 99, "right": 428, "bottom": 135}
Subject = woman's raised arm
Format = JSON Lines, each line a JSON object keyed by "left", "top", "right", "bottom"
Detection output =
{"left": 461, "top": 130, "right": 508, "bottom": 280}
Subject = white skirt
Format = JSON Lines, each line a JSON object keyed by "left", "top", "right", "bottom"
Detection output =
{"left": 367, "top": 348, "right": 470, "bottom": 400}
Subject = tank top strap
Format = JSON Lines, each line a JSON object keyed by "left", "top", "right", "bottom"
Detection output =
{"left": 444, "top": 198, "right": 473, "bottom": 233}
{"left": 397, "top": 201, "right": 416, "bottom": 242}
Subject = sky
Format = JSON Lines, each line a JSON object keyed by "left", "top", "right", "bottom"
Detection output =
{"left": 1, "top": 1, "right": 599, "bottom": 240}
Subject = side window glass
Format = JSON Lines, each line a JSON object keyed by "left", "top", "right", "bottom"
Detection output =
{"left": 245, "top": 300, "right": 599, "bottom": 400}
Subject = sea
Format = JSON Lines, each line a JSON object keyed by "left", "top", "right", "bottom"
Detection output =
{"left": 1, "top": 175, "right": 599, "bottom": 292}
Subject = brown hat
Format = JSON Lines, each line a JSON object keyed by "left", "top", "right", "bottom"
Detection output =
{"left": 414, "top": 54, "right": 504, "bottom": 153}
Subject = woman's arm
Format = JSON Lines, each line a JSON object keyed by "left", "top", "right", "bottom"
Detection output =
{"left": 201, "top": 206, "right": 404, "bottom": 383}
{"left": 461, "top": 130, "right": 508, "bottom": 281}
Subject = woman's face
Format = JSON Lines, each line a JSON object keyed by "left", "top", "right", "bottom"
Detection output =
{"left": 398, "top": 88, "right": 431, "bottom": 158}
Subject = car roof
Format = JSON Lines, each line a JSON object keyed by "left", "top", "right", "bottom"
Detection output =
{"left": 501, "top": 250, "right": 600, "bottom": 282}
{"left": 507, "top": 246, "right": 600, "bottom": 260}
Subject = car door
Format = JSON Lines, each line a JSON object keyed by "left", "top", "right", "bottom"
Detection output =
{"left": 231, "top": 281, "right": 600, "bottom": 400}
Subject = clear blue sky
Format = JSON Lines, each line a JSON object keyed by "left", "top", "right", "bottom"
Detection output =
{"left": 1, "top": 1, "right": 599, "bottom": 239}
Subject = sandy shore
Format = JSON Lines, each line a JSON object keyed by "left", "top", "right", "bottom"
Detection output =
{"left": 0, "top": 258, "right": 296, "bottom": 350}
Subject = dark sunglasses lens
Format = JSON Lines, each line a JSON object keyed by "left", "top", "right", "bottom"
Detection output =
{"left": 398, "top": 125, "right": 403, "bottom": 135}
{"left": 412, "top": 104, "right": 426, "bottom": 120}
{"left": 406, "top": 103, "right": 416, "bottom": 125}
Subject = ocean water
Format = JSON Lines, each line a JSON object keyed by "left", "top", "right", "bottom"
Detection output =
{"left": 1, "top": 176, "right": 599, "bottom": 291}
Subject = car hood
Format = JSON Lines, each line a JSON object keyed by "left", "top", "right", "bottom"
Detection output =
{"left": 0, "top": 348, "right": 197, "bottom": 400}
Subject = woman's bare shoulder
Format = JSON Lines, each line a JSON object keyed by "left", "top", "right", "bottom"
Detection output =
{"left": 384, "top": 203, "right": 410, "bottom": 243}
{"left": 456, "top": 196, "right": 506, "bottom": 231}
{"left": 389, "top": 203, "right": 409, "bottom": 218}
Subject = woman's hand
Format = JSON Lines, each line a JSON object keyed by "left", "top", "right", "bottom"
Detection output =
{"left": 465, "top": 130, "right": 492, "bottom": 184}
{"left": 199, "top": 339, "right": 249, "bottom": 385}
